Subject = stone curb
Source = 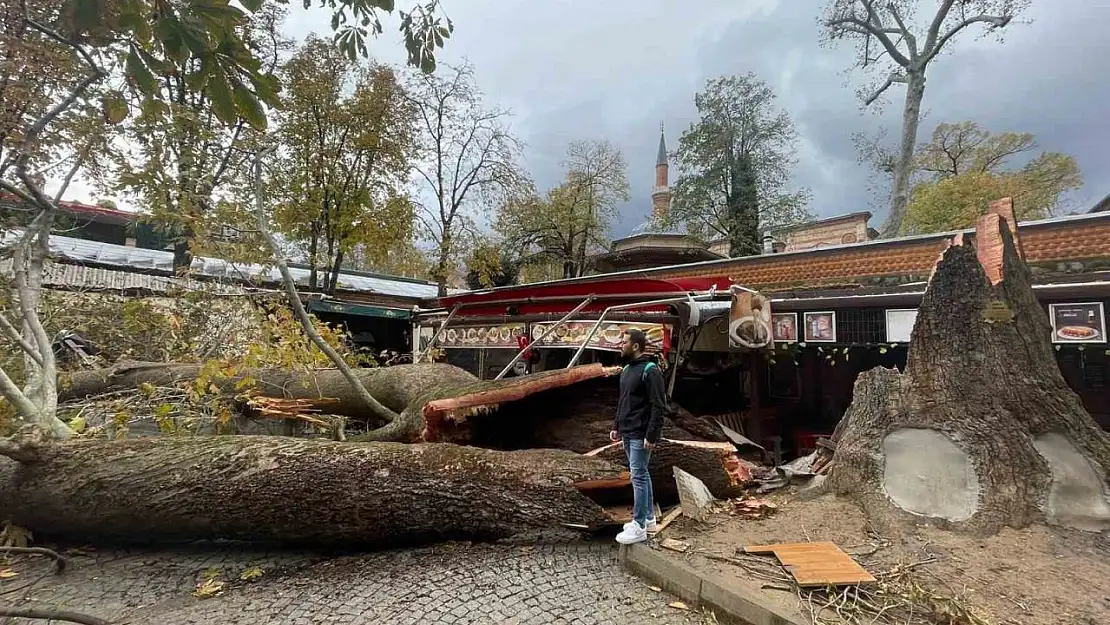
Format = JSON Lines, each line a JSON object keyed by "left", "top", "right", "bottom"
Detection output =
{"left": 619, "top": 543, "right": 808, "bottom": 625}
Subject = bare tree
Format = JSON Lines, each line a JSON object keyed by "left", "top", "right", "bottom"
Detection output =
{"left": 823, "top": 0, "right": 1031, "bottom": 237}
{"left": 405, "top": 63, "right": 521, "bottom": 296}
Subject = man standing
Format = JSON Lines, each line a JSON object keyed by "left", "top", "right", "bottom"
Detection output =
{"left": 611, "top": 328, "right": 667, "bottom": 545}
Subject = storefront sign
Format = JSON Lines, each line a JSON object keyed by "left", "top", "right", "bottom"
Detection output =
{"left": 885, "top": 309, "right": 918, "bottom": 343}
{"left": 439, "top": 323, "right": 527, "bottom": 348}
{"left": 803, "top": 311, "right": 837, "bottom": 343}
{"left": 531, "top": 320, "right": 666, "bottom": 352}
{"left": 771, "top": 313, "right": 798, "bottom": 343}
{"left": 1049, "top": 302, "right": 1106, "bottom": 344}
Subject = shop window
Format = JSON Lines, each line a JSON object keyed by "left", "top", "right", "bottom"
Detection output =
{"left": 835, "top": 309, "right": 885, "bottom": 344}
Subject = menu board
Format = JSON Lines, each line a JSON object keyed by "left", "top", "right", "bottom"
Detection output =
{"left": 1049, "top": 302, "right": 1106, "bottom": 344}
{"left": 531, "top": 320, "right": 667, "bottom": 352}
{"left": 439, "top": 323, "right": 527, "bottom": 349}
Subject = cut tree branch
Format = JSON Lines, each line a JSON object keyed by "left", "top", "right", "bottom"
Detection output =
{"left": 252, "top": 148, "right": 400, "bottom": 425}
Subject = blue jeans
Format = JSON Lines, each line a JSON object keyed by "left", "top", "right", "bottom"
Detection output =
{"left": 623, "top": 437, "right": 654, "bottom": 527}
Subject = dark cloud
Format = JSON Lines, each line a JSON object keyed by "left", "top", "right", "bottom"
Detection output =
{"left": 279, "top": 0, "right": 1110, "bottom": 236}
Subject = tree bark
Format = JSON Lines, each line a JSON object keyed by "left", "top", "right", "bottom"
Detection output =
{"left": 60, "top": 362, "right": 615, "bottom": 445}
{"left": 879, "top": 70, "right": 926, "bottom": 237}
{"left": 0, "top": 435, "right": 624, "bottom": 548}
{"left": 585, "top": 438, "right": 756, "bottom": 501}
{"left": 827, "top": 214, "right": 1110, "bottom": 534}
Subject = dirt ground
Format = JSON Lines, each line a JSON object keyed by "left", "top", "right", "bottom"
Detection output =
{"left": 660, "top": 493, "right": 1110, "bottom": 625}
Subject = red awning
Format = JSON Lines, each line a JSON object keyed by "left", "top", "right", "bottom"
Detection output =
{"left": 434, "top": 277, "right": 691, "bottom": 317}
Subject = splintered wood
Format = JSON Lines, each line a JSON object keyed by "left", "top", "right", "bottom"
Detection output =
{"left": 744, "top": 542, "right": 875, "bottom": 587}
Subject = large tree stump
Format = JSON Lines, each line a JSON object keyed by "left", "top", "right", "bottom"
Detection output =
{"left": 827, "top": 214, "right": 1110, "bottom": 534}
{"left": 0, "top": 433, "right": 625, "bottom": 547}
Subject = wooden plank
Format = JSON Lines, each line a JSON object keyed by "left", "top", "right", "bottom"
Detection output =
{"left": 744, "top": 541, "right": 875, "bottom": 587}
{"left": 654, "top": 507, "right": 682, "bottom": 534}
{"left": 744, "top": 542, "right": 835, "bottom": 554}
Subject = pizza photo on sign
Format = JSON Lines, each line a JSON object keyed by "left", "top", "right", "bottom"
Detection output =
{"left": 1049, "top": 302, "right": 1105, "bottom": 344}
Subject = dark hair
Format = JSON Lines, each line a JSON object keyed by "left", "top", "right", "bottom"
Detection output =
{"left": 626, "top": 328, "right": 647, "bottom": 352}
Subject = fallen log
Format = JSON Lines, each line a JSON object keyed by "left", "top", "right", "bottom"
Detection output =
{"left": 0, "top": 433, "right": 626, "bottom": 548}
{"left": 59, "top": 362, "right": 614, "bottom": 444}
{"left": 584, "top": 439, "right": 755, "bottom": 501}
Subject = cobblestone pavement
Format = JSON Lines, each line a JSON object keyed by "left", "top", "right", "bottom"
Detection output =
{"left": 3, "top": 541, "right": 712, "bottom": 624}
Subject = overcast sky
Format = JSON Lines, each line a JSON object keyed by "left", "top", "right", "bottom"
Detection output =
{"left": 66, "top": 0, "right": 1110, "bottom": 239}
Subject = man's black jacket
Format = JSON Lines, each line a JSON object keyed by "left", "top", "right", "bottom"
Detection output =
{"left": 612, "top": 355, "right": 667, "bottom": 444}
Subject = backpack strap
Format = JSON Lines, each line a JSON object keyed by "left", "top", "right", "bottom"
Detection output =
{"left": 641, "top": 361, "right": 657, "bottom": 382}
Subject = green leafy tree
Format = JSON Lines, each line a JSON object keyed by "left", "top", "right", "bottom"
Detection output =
{"left": 666, "top": 74, "right": 811, "bottom": 255}
{"left": 497, "top": 139, "right": 628, "bottom": 278}
{"left": 464, "top": 241, "right": 518, "bottom": 290}
{"left": 0, "top": 0, "right": 453, "bottom": 436}
{"left": 823, "top": 0, "right": 1031, "bottom": 237}
{"left": 273, "top": 36, "right": 417, "bottom": 293}
{"left": 94, "top": 3, "right": 290, "bottom": 270}
{"left": 902, "top": 122, "right": 1082, "bottom": 234}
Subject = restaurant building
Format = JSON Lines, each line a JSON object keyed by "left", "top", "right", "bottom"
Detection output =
{"left": 414, "top": 205, "right": 1110, "bottom": 459}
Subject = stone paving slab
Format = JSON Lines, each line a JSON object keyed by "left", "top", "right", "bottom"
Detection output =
{"left": 3, "top": 541, "right": 712, "bottom": 624}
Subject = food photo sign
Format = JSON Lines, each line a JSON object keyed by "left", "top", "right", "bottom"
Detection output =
{"left": 439, "top": 324, "right": 527, "bottom": 348}
{"left": 1049, "top": 302, "right": 1106, "bottom": 344}
{"left": 531, "top": 321, "right": 667, "bottom": 352}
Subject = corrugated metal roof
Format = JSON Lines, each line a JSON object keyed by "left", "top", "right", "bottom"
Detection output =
{"left": 0, "top": 230, "right": 442, "bottom": 299}
{"left": 0, "top": 258, "right": 243, "bottom": 294}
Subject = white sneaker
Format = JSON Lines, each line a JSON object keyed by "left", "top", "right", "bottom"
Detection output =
{"left": 624, "top": 517, "right": 658, "bottom": 532}
{"left": 616, "top": 522, "right": 648, "bottom": 545}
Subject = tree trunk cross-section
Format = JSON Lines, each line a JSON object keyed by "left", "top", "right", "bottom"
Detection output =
{"left": 0, "top": 435, "right": 625, "bottom": 547}
{"left": 828, "top": 213, "right": 1110, "bottom": 535}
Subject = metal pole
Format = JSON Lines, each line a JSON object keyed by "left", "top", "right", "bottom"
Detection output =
{"left": 494, "top": 295, "right": 594, "bottom": 379}
{"left": 566, "top": 292, "right": 719, "bottom": 368}
{"left": 414, "top": 304, "right": 459, "bottom": 363}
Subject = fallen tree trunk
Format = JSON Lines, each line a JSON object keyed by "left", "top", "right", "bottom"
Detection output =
{"left": 60, "top": 362, "right": 613, "bottom": 444}
{"left": 584, "top": 439, "right": 756, "bottom": 502}
{"left": 827, "top": 212, "right": 1110, "bottom": 534}
{"left": 0, "top": 434, "right": 626, "bottom": 547}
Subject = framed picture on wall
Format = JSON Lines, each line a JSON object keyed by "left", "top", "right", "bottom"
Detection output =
{"left": 1049, "top": 302, "right": 1106, "bottom": 344}
{"left": 803, "top": 311, "right": 837, "bottom": 343}
{"left": 771, "top": 312, "right": 798, "bottom": 343}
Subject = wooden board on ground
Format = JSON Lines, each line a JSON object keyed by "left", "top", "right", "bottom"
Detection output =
{"left": 744, "top": 542, "right": 876, "bottom": 587}
{"left": 654, "top": 506, "right": 682, "bottom": 533}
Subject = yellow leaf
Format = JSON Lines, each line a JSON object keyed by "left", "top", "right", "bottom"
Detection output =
{"left": 0, "top": 569, "right": 17, "bottom": 579}
{"left": 668, "top": 601, "right": 689, "bottom": 610}
{"left": 192, "top": 578, "right": 224, "bottom": 598}
{"left": 68, "top": 416, "right": 87, "bottom": 433}
{"left": 239, "top": 566, "right": 263, "bottom": 581}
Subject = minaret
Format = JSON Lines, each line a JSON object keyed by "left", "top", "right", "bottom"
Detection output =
{"left": 651, "top": 122, "right": 672, "bottom": 221}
